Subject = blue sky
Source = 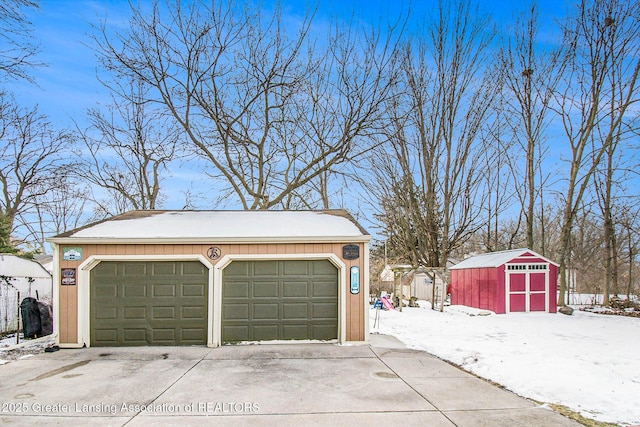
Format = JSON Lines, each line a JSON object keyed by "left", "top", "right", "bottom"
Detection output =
{"left": 10, "top": 0, "right": 569, "bottom": 129}
{"left": 5, "top": 0, "right": 573, "bottom": 233}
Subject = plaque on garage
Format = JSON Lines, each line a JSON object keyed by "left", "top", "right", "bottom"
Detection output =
{"left": 207, "top": 246, "right": 222, "bottom": 260}
{"left": 342, "top": 244, "right": 360, "bottom": 260}
{"left": 61, "top": 268, "right": 76, "bottom": 286}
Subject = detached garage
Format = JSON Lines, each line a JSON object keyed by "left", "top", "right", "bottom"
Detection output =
{"left": 449, "top": 249, "right": 558, "bottom": 314}
{"left": 48, "top": 210, "right": 370, "bottom": 347}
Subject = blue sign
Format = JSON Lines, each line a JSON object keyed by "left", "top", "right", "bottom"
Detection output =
{"left": 350, "top": 266, "right": 360, "bottom": 294}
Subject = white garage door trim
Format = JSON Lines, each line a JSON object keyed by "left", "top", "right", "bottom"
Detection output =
{"left": 76, "top": 255, "right": 214, "bottom": 348}
{"left": 214, "top": 253, "right": 346, "bottom": 347}
{"left": 71, "top": 253, "right": 347, "bottom": 348}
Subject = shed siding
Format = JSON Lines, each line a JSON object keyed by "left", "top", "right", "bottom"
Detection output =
{"left": 451, "top": 251, "right": 557, "bottom": 314}
{"left": 56, "top": 242, "right": 366, "bottom": 345}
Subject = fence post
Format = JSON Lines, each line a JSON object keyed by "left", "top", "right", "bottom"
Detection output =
{"left": 16, "top": 291, "right": 20, "bottom": 345}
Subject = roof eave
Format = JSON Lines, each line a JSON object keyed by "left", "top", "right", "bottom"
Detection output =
{"left": 47, "top": 235, "right": 372, "bottom": 245}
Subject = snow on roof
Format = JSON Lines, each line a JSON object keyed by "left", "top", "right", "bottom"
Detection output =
{"left": 449, "top": 248, "right": 556, "bottom": 270}
{"left": 0, "top": 254, "right": 52, "bottom": 278}
{"left": 49, "top": 210, "right": 370, "bottom": 243}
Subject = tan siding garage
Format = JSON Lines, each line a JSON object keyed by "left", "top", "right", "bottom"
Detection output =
{"left": 49, "top": 210, "right": 370, "bottom": 348}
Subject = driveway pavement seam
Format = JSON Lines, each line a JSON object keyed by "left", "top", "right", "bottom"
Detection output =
{"left": 367, "top": 345, "right": 459, "bottom": 426}
{"left": 122, "top": 348, "right": 216, "bottom": 426}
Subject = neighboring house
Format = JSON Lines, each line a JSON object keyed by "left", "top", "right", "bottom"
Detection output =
{"left": 380, "top": 261, "right": 457, "bottom": 304}
{"left": 48, "top": 210, "right": 371, "bottom": 348}
{"left": 0, "top": 254, "right": 53, "bottom": 334}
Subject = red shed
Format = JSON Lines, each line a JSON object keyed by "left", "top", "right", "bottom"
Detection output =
{"left": 449, "top": 249, "right": 558, "bottom": 314}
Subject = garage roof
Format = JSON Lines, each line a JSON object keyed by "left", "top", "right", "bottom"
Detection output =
{"left": 449, "top": 249, "right": 558, "bottom": 270}
{"left": 48, "top": 210, "right": 370, "bottom": 243}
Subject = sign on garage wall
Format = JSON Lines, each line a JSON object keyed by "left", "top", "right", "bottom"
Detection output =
{"left": 343, "top": 244, "right": 359, "bottom": 260}
{"left": 61, "top": 268, "right": 76, "bottom": 286}
{"left": 350, "top": 266, "right": 360, "bottom": 294}
{"left": 63, "top": 247, "right": 82, "bottom": 261}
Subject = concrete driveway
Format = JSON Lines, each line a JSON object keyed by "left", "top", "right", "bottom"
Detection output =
{"left": 0, "top": 335, "right": 580, "bottom": 426}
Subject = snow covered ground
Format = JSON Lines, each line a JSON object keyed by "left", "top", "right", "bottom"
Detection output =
{"left": 370, "top": 303, "right": 640, "bottom": 426}
{"left": 0, "top": 333, "right": 56, "bottom": 365}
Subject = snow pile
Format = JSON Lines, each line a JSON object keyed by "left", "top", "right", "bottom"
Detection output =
{"left": 370, "top": 303, "right": 640, "bottom": 425}
{"left": 0, "top": 334, "right": 56, "bottom": 365}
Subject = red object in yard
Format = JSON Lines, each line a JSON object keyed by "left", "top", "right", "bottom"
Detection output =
{"left": 449, "top": 249, "right": 558, "bottom": 314}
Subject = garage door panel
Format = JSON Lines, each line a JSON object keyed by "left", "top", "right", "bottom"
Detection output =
{"left": 182, "top": 306, "right": 205, "bottom": 319}
{"left": 253, "top": 303, "right": 279, "bottom": 320}
{"left": 222, "top": 260, "right": 337, "bottom": 343}
{"left": 94, "top": 329, "right": 117, "bottom": 343}
{"left": 283, "top": 281, "right": 308, "bottom": 297}
{"left": 224, "top": 262, "right": 250, "bottom": 276}
{"left": 313, "top": 281, "right": 337, "bottom": 297}
{"left": 93, "top": 263, "right": 118, "bottom": 276}
{"left": 123, "top": 263, "right": 146, "bottom": 276}
{"left": 223, "top": 325, "right": 249, "bottom": 342}
{"left": 312, "top": 260, "right": 337, "bottom": 275}
{"left": 153, "top": 284, "right": 176, "bottom": 297}
{"left": 95, "top": 283, "right": 118, "bottom": 297}
{"left": 283, "top": 303, "right": 308, "bottom": 319}
{"left": 124, "top": 307, "right": 146, "bottom": 320}
{"left": 223, "top": 303, "right": 249, "bottom": 320}
{"left": 182, "top": 284, "right": 205, "bottom": 297}
{"left": 312, "top": 324, "right": 339, "bottom": 340}
{"left": 152, "top": 263, "right": 176, "bottom": 275}
{"left": 283, "top": 260, "right": 309, "bottom": 275}
{"left": 181, "top": 262, "right": 206, "bottom": 276}
{"left": 283, "top": 324, "right": 308, "bottom": 340}
{"left": 181, "top": 328, "right": 205, "bottom": 342}
{"left": 253, "top": 325, "right": 279, "bottom": 341}
{"left": 152, "top": 306, "right": 175, "bottom": 320}
{"left": 91, "top": 261, "right": 207, "bottom": 346}
{"left": 152, "top": 329, "right": 175, "bottom": 342}
{"left": 254, "top": 262, "right": 279, "bottom": 276}
{"left": 253, "top": 281, "right": 279, "bottom": 297}
{"left": 224, "top": 281, "right": 250, "bottom": 298}
{"left": 124, "top": 284, "right": 146, "bottom": 297}
{"left": 95, "top": 307, "right": 117, "bottom": 320}
{"left": 123, "top": 328, "right": 146, "bottom": 342}
{"left": 313, "top": 303, "right": 338, "bottom": 319}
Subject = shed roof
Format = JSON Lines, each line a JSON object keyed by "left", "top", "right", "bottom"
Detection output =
{"left": 48, "top": 210, "right": 370, "bottom": 244}
{"left": 0, "top": 254, "right": 52, "bottom": 278}
{"left": 448, "top": 249, "right": 557, "bottom": 270}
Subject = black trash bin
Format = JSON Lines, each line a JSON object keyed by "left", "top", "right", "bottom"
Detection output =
{"left": 20, "top": 297, "right": 42, "bottom": 338}
{"left": 37, "top": 301, "right": 53, "bottom": 336}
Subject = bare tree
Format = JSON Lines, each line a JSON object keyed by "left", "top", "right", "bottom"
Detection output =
{"left": 553, "top": 0, "right": 640, "bottom": 306}
{"left": 93, "top": 1, "right": 402, "bottom": 210}
{"left": 499, "top": 2, "right": 564, "bottom": 252}
{"left": 591, "top": 4, "right": 640, "bottom": 303}
{"left": 371, "top": 0, "right": 499, "bottom": 268}
{"left": 75, "top": 79, "right": 182, "bottom": 216}
{"left": 0, "top": 93, "right": 72, "bottom": 247}
{"left": 617, "top": 203, "right": 640, "bottom": 299}
{"left": 24, "top": 176, "right": 89, "bottom": 253}
{"left": 0, "top": 0, "right": 42, "bottom": 83}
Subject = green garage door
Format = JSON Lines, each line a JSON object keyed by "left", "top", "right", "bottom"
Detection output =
{"left": 222, "top": 260, "right": 338, "bottom": 343}
{"left": 90, "top": 261, "right": 208, "bottom": 346}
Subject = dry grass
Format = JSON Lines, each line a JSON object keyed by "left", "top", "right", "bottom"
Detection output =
{"left": 547, "top": 403, "right": 621, "bottom": 427}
